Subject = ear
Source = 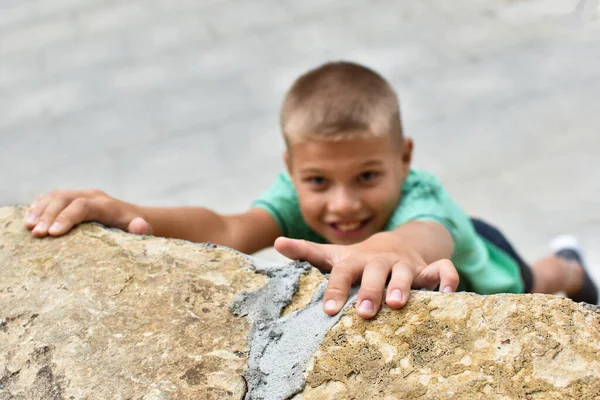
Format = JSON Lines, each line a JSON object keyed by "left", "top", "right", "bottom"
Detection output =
{"left": 400, "top": 137, "right": 414, "bottom": 175}
{"left": 284, "top": 151, "right": 292, "bottom": 176}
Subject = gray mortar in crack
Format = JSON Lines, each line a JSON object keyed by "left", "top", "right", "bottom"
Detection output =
{"left": 231, "top": 257, "right": 359, "bottom": 400}
{"left": 581, "top": 302, "right": 600, "bottom": 313}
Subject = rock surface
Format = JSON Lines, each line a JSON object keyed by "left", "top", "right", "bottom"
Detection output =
{"left": 300, "top": 293, "right": 600, "bottom": 399}
{"left": 0, "top": 206, "right": 268, "bottom": 399}
{"left": 1, "top": 205, "right": 600, "bottom": 399}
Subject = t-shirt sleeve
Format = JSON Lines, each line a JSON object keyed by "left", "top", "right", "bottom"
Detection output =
{"left": 386, "top": 171, "right": 460, "bottom": 239}
{"left": 251, "top": 173, "right": 314, "bottom": 240}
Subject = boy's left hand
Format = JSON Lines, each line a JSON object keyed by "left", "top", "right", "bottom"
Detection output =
{"left": 274, "top": 236, "right": 459, "bottom": 319}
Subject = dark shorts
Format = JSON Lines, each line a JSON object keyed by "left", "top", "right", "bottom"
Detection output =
{"left": 470, "top": 218, "right": 534, "bottom": 293}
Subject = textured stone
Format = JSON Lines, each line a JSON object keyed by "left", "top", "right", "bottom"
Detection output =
{"left": 282, "top": 269, "right": 327, "bottom": 316}
{"left": 2, "top": 205, "right": 600, "bottom": 400}
{"left": 0, "top": 206, "right": 263, "bottom": 399}
{"left": 300, "top": 291, "right": 600, "bottom": 399}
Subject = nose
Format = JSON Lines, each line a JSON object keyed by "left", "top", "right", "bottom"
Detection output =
{"left": 328, "top": 186, "right": 361, "bottom": 215}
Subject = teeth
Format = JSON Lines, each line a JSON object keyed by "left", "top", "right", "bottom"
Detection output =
{"left": 336, "top": 222, "right": 361, "bottom": 232}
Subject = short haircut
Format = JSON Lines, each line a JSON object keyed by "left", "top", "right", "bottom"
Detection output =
{"left": 281, "top": 61, "right": 403, "bottom": 145}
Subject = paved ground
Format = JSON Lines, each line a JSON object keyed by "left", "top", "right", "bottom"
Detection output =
{"left": 2, "top": 0, "right": 599, "bottom": 284}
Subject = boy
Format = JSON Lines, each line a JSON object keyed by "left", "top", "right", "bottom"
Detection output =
{"left": 24, "top": 61, "right": 598, "bottom": 319}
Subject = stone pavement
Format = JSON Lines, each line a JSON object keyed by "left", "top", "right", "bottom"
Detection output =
{"left": 1, "top": 0, "right": 599, "bottom": 282}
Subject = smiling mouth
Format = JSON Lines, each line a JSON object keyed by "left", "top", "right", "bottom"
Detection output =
{"left": 329, "top": 218, "right": 372, "bottom": 235}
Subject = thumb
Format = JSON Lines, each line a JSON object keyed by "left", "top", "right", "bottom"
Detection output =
{"left": 274, "top": 237, "right": 333, "bottom": 272}
{"left": 127, "top": 217, "right": 153, "bottom": 235}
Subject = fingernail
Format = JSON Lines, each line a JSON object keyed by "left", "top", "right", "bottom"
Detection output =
{"left": 443, "top": 286, "right": 453, "bottom": 293}
{"left": 358, "top": 300, "right": 374, "bottom": 314}
{"left": 26, "top": 214, "right": 38, "bottom": 224}
{"left": 388, "top": 289, "right": 402, "bottom": 302}
{"left": 324, "top": 299, "right": 337, "bottom": 312}
{"left": 33, "top": 222, "right": 46, "bottom": 232}
{"left": 49, "top": 222, "right": 60, "bottom": 233}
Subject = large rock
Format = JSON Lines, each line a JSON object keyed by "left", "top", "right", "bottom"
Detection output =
{"left": 0, "top": 207, "right": 264, "bottom": 399}
{"left": 1, "top": 206, "right": 599, "bottom": 399}
{"left": 301, "top": 294, "right": 600, "bottom": 399}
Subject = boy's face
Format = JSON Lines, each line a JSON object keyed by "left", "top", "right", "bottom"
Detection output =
{"left": 286, "top": 134, "right": 413, "bottom": 245}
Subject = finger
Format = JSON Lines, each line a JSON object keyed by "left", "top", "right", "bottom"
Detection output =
{"left": 274, "top": 237, "right": 333, "bottom": 271}
{"left": 24, "top": 195, "right": 53, "bottom": 229}
{"left": 25, "top": 189, "right": 85, "bottom": 230}
{"left": 413, "top": 259, "right": 459, "bottom": 293}
{"left": 431, "top": 259, "right": 460, "bottom": 293}
{"left": 385, "top": 263, "right": 414, "bottom": 309}
{"left": 32, "top": 197, "right": 70, "bottom": 237}
{"left": 128, "top": 217, "right": 152, "bottom": 235}
{"left": 356, "top": 259, "right": 391, "bottom": 319}
{"left": 47, "top": 198, "right": 92, "bottom": 236}
{"left": 322, "top": 258, "right": 362, "bottom": 316}
{"left": 24, "top": 203, "right": 40, "bottom": 229}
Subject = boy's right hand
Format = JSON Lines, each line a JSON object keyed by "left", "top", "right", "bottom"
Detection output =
{"left": 24, "top": 190, "right": 151, "bottom": 237}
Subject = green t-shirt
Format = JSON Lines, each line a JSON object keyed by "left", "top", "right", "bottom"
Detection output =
{"left": 252, "top": 169, "right": 524, "bottom": 294}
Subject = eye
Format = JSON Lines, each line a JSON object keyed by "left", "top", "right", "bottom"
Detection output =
{"left": 358, "top": 171, "right": 380, "bottom": 183}
{"left": 306, "top": 176, "right": 328, "bottom": 187}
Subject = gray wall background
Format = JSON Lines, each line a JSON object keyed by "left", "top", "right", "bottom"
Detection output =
{"left": 1, "top": 0, "right": 599, "bottom": 282}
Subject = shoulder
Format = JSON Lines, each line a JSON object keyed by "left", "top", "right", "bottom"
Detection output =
{"left": 254, "top": 172, "right": 298, "bottom": 203}
{"left": 252, "top": 172, "right": 304, "bottom": 239}
{"left": 269, "top": 172, "right": 297, "bottom": 194}
{"left": 403, "top": 169, "right": 442, "bottom": 186}
{"left": 402, "top": 169, "right": 445, "bottom": 198}
{"left": 385, "top": 168, "right": 458, "bottom": 232}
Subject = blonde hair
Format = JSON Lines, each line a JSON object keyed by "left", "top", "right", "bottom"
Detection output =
{"left": 281, "top": 61, "right": 403, "bottom": 144}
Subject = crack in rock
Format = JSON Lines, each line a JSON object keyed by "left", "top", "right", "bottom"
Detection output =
{"left": 231, "top": 258, "right": 358, "bottom": 400}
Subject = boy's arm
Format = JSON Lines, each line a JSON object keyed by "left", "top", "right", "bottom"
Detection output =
{"left": 275, "top": 220, "right": 459, "bottom": 319}
{"left": 140, "top": 206, "right": 280, "bottom": 254}
{"left": 24, "top": 189, "right": 281, "bottom": 254}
